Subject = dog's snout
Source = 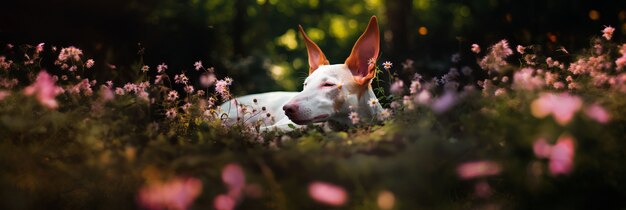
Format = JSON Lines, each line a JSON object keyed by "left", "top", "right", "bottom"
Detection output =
{"left": 283, "top": 103, "right": 299, "bottom": 115}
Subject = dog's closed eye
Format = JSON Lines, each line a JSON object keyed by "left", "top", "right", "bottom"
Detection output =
{"left": 321, "top": 82, "right": 336, "bottom": 87}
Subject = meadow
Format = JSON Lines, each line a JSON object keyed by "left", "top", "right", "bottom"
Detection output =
{"left": 1, "top": 27, "right": 626, "bottom": 210}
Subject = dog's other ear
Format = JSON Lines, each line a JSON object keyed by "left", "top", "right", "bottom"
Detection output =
{"left": 345, "top": 16, "right": 380, "bottom": 86}
{"left": 298, "top": 25, "right": 329, "bottom": 74}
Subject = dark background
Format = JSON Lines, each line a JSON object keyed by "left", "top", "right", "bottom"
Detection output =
{"left": 1, "top": 0, "right": 624, "bottom": 93}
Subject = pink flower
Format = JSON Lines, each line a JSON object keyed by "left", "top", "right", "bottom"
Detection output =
{"left": 584, "top": 104, "right": 610, "bottom": 124}
{"left": 57, "top": 46, "right": 83, "bottom": 62}
{"left": 531, "top": 92, "right": 582, "bottom": 126}
{"left": 512, "top": 68, "right": 544, "bottom": 90}
{"left": 194, "top": 61, "right": 203, "bottom": 71}
{"left": 602, "top": 26, "right": 615, "bottom": 40}
{"left": 0, "top": 90, "right": 10, "bottom": 101}
{"left": 533, "top": 138, "right": 553, "bottom": 158}
{"left": 222, "top": 163, "right": 246, "bottom": 198}
{"left": 184, "top": 85, "right": 194, "bottom": 94}
{"left": 157, "top": 63, "right": 168, "bottom": 73}
{"left": 138, "top": 177, "right": 202, "bottom": 210}
{"left": 85, "top": 59, "right": 95, "bottom": 69}
{"left": 36, "top": 43, "right": 45, "bottom": 54}
{"left": 549, "top": 135, "right": 575, "bottom": 175}
{"left": 431, "top": 91, "right": 457, "bottom": 113}
{"left": 213, "top": 194, "right": 236, "bottom": 210}
{"left": 349, "top": 112, "right": 359, "bottom": 124}
{"left": 516, "top": 45, "right": 525, "bottom": 54}
{"left": 308, "top": 181, "right": 348, "bottom": 206}
{"left": 200, "top": 73, "right": 216, "bottom": 87}
{"left": 23, "top": 71, "right": 61, "bottom": 109}
{"left": 215, "top": 80, "right": 230, "bottom": 99}
{"left": 471, "top": 44, "right": 481, "bottom": 54}
{"left": 456, "top": 160, "right": 502, "bottom": 179}
{"left": 390, "top": 80, "right": 404, "bottom": 95}
{"left": 165, "top": 108, "right": 177, "bottom": 119}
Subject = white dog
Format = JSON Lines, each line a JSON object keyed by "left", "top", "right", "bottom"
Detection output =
{"left": 221, "top": 16, "right": 383, "bottom": 131}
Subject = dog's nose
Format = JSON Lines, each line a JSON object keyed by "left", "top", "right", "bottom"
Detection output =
{"left": 283, "top": 103, "right": 299, "bottom": 115}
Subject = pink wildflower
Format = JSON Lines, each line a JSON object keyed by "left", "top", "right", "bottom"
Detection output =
{"left": 221, "top": 163, "right": 246, "bottom": 198}
{"left": 85, "top": 59, "right": 95, "bottom": 69}
{"left": 602, "top": 26, "right": 615, "bottom": 40}
{"left": 215, "top": 80, "right": 230, "bottom": 99}
{"left": 409, "top": 80, "right": 421, "bottom": 94}
{"left": 492, "top": 40, "right": 513, "bottom": 58}
{"left": 57, "top": 46, "right": 83, "bottom": 62}
{"left": 213, "top": 194, "right": 236, "bottom": 210}
{"left": 165, "top": 108, "right": 177, "bottom": 119}
{"left": 378, "top": 108, "right": 392, "bottom": 120}
{"left": 36, "top": 43, "right": 45, "bottom": 54}
{"left": 431, "top": 91, "right": 457, "bottom": 113}
{"left": 549, "top": 135, "right": 575, "bottom": 176}
{"left": 137, "top": 176, "right": 203, "bottom": 210}
{"left": 174, "top": 73, "right": 189, "bottom": 84}
{"left": 167, "top": 90, "right": 179, "bottom": 101}
{"left": 584, "top": 104, "right": 610, "bottom": 124}
{"left": 99, "top": 86, "right": 114, "bottom": 101}
{"left": 533, "top": 138, "right": 553, "bottom": 158}
{"left": 512, "top": 68, "right": 544, "bottom": 90}
{"left": 616, "top": 44, "right": 626, "bottom": 70}
{"left": 390, "top": 80, "right": 404, "bottom": 95}
{"left": 456, "top": 160, "right": 502, "bottom": 179}
{"left": 531, "top": 92, "right": 582, "bottom": 125}
{"left": 23, "top": 71, "right": 61, "bottom": 109}
{"left": 115, "top": 87, "right": 125, "bottom": 95}
{"left": 471, "top": 44, "right": 481, "bottom": 54}
{"left": 157, "top": 63, "right": 168, "bottom": 73}
{"left": 308, "top": 181, "right": 348, "bottom": 206}
{"left": 200, "top": 73, "right": 217, "bottom": 87}
{"left": 494, "top": 88, "right": 506, "bottom": 96}
{"left": 141, "top": 65, "right": 149, "bottom": 72}
{"left": 184, "top": 85, "right": 194, "bottom": 94}
{"left": 516, "top": 45, "right": 525, "bottom": 54}
{"left": 194, "top": 61, "right": 203, "bottom": 71}
{"left": 0, "top": 90, "right": 10, "bottom": 101}
{"left": 479, "top": 40, "right": 513, "bottom": 72}
{"left": 415, "top": 90, "right": 431, "bottom": 104}
{"left": 349, "top": 112, "right": 359, "bottom": 124}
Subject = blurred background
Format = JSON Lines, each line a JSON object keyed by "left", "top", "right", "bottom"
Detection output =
{"left": 1, "top": 0, "right": 624, "bottom": 94}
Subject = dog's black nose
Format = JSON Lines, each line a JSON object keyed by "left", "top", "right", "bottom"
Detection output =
{"left": 282, "top": 103, "right": 299, "bottom": 115}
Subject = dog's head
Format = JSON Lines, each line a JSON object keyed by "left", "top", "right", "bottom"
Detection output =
{"left": 282, "top": 16, "right": 380, "bottom": 125}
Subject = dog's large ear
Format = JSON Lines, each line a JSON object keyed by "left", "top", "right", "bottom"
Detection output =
{"left": 344, "top": 16, "right": 380, "bottom": 86}
{"left": 298, "top": 25, "right": 329, "bottom": 74}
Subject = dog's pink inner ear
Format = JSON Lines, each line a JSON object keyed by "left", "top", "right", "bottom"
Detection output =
{"left": 298, "top": 25, "right": 329, "bottom": 74}
{"left": 345, "top": 16, "right": 380, "bottom": 86}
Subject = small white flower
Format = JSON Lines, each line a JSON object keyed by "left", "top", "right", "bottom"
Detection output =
{"left": 382, "top": 61, "right": 393, "bottom": 70}
{"left": 368, "top": 98, "right": 379, "bottom": 108}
